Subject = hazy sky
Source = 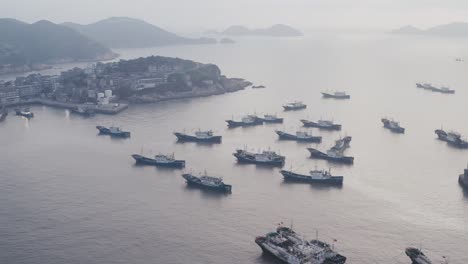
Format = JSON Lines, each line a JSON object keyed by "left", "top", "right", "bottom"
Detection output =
{"left": 2, "top": 0, "right": 468, "bottom": 32}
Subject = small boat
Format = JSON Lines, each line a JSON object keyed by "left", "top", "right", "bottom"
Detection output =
{"left": 307, "top": 148, "right": 354, "bottom": 164}
{"left": 283, "top": 101, "right": 307, "bottom": 111}
{"left": 233, "top": 149, "right": 285, "bottom": 166}
{"left": 405, "top": 247, "right": 433, "bottom": 264}
{"left": 435, "top": 129, "right": 468, "bottom": 148}
{"left": 226, "top": 115, "right": 263, "bottom": 128}
{"left": 276, "top": 130, "right": 322, "bottom": 143}
{"left": 416, "top": 83, "right": 455, "bottom": 94}
{"left": 132, "top": 153, "right": 185, "bottom": 168}
{"left": 301, "top": 119, "right": 342, "bottom": 130}
{"left": 252, "top": 85, "right": 266, "bottom": 89}
{"left": 281, "top": 169, "right": 343, "bottom": 185}
{"left": 96, "top": 126, "right": 131, "bottom": 138}
{"left": 459, "top": 164, "right": 468, "bottom": 188}
{"left": 71, "top": 106, "right": 95, "bottom": 117}
{"left": 258, "top": 114, "right": 283, "bottom": 123}
{"left": 174, "top": 130, "right": 222, "bottom": 143}
{"left": 330, "top": 136, "right": 352, "bottom": 152}
{"left": 381, "top": 118, "right": 405, "bottom": 133}
{"left": 0, "top": 106, "right": 8, "bottom": 122}
{"left": 321, "top": 91, "right": 350, "bottom": 99}
{"left": 15, "top": 108, "right": 34, "bottom": 119}
{"left": 182, "top": 173, "right": 232, "bottom": 193}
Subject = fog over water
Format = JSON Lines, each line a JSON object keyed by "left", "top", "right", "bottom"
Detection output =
{"left": 1, "top": 33, "right": 468, "bottom": 263}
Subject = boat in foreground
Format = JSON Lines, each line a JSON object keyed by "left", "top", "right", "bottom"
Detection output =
{"left": 15, "top": 108, "right": 34, "bottom": 119}
{"left": 283, "top": 101, "right": 307, "bottom": 111}
{"left": 132, "top": 154, "right": 185, "bottom": 168}
{"left": 234, "top": 149, "right": 285, "bottom": 166}
{"left": 435, "top": 129, "right": 468, "bottom": 148}
{"left": 182, "top": 173, "right": 232, "bottom": 193}
{"left": 301, "top": 119, "right": 342, "bottom": 131}
{"left": 321, "top": 91, "right": 350, "bottom": 99}
{"left": 307, "top": 148, "right": 354, "bottom": 164}
{"left": 381, "top": 118, "right": 405, "bottom": 134}
{"left": 276, "top": 130, "right": 322, "bottom": 143}
{"left": 255, "top": 226, "right": 347, "bottom": 264}
{"left": 405, "top": 247, "right": 432, "bottom": 264}
{"left": 174, "top": 130, "right": 222, "bottom": 143}
{"left": 226, "top": 115, "right": 263, "bottom": 127}
{"left": 281, "top": 169, "right": 343, "bottom": 185}
{"left": 96, "top": 126, "right": 131, "bottom": 138}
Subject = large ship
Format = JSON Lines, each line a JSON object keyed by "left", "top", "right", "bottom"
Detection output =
{"left": 283, "top": 101, "right": 307, "bottom": 111}
{"left": 15, "top": 108, "right": 34, "bottom": 119}
{"left": 301, "top": 119, "right": 342, "bottom": 131}
{"left": 182, "top": 173, "right": 232, "bottom": 193}
{"left": 434, "top": 129, "right": 468, "bottom": 148}
{"left": 255, "top": 226, "right": 347, "bottom": 264}
{"left": 96, "top": 126, "right": 131, "bottom": 138}
{"left": 281, "top": 169, "right": 343, "bottom": 185}
{"left": 226, "top": 115, "right": 263, "bottom": 128}
{"left": 174, "top": 130, "right": 222, "bottom": 143}
{"left": 381, "top": 118, "right": 405, "bottom": 134}
{"left": 259, "top": 114, "right": 284, "bottom": 123}
{"left": 307, "top": 148, "right": 354, "bottom": 164}
{"left": 330, "top": 136, "right": 352, "bottom": 152}
{"left": 321, "top": 91, "right": 350, "bottom": 99}
{"left": 132, "top": 153, "right": 185, "bottom": 168}
{"left": 459, "top": 165, "right": 468, "bottom": 188}
{"left": 234, "top": 149, "right": 285, "bottom": 166}
{"left": 405, "top": 247, "right": 432, "bottom": 264}
{"left": 276, "top": 130, "right": 322, "bottom": 143}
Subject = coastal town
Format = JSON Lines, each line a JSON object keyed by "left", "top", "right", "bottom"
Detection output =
{"left": 0, "top": 56, "right": 251, "bottom": 114}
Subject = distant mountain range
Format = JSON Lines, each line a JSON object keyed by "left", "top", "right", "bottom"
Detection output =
{"left": 392, "top": 22, "right": 468, "bottom": 37}
{"left": 62, "top": 17, "right": 216, "bottom": 48}
{"left": 210, "top": 24, "right": 302, "bottom": 37}
{"left": 0, "top": 18, "right": 116, "bottom": 66}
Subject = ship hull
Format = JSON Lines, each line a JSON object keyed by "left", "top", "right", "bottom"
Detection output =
{"left": 233, "top": 153, "right": 285, "bottom": 167}
{"left": 259, "top": 118, "right": 284, "bottom": 123}
{"left": 96, "top": 126, "right": 131, "bottom": 138}
{"left": 301, "top": 120, "right": 341, "bottom": 130}
{"left": 460, "top": 174, "right": 468, "bottom": 188}
{"left": 226, "top": 119, "right": 263, "bottom": 128}
{"left": 281, "top": 170, "right": 343, "bottom": 185}
{"left": 182, "top": 174, "right": 232, "bottom": 193}
{"left": 174, "top": 133, "right": 222, "bottom": 143}
{"left": 307, "top": 148, "right": 354, "bottom": 164}
{"left": 435, "top": 129, "right": 468, "bottom": 148}
{"left": 382, "top": 120, "right": 405, "bottom": 133}
{"left": 132, "top": 154, "right": 185, "bottom": 168}
{"left": 321, "top": 93, "right": 350, "bottom": 99}
{"left": 15, "top": 110, "right": 34, "bottom": 119}
{"left": 276, "top": 131, "right": 322, "bottom": 143}
{"left": 283, "top": 105, "right": 306, "bottom": 111}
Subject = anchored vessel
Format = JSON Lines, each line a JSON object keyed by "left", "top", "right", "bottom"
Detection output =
{"left": 15, "top": 108, "right": 34, "bottom": 119}
{"left": 307, "top": 148, "right": 354, "bottom": 164}
{"left": 459, "top": 165, "right": 468, "bottom": 188}
{"left": 0, "top": 106, "right": 7, "bottom": 122}
{"left": 330, "top": 136, "right": 352, "bottom": 152}
{"left": 226, "top": 115, "right": 263, "bottom": 127}
{"left": 174, "top": 130, "right": 222, "bottom": 143}
{"left": 255, "top": 226, "right": 347, "bottom": 264}
{"left": 281, "top": 169, "right": 343, "bottom": 185}
{"left": 416, "top": 83, "right": 455, "bottom": 94}
{"left": 405, "top": 247, "right": 432, "bottom": 264}
{"left": 435, "top": 129, "right": 468, "bottom": 148}
{"left": 301, "top": 119, "right": 342, "bottom": 131}
{"left": 259, "top": 114, "right": 284, "bottom": 123}
{"left": 283, "top": 101, "right": 307, "bottom": 111}
{"left": 132, "top": 154, "right": 185, "bottom": 168}
{"left": 252, "top": 85, "right": 266, "bottom": 89}
{"left": 276, "top": 130, "right": 322, "bottom": 143}
{"left": 71, "top": 106, "right": 95, "bottom": 117}
{"left": 381, "top": 118, "right": 405, "bottom": 133}
{"left": 96, "top": 126, "right": 131, "bottom": 138}
{"left": 234, "top": 149, "right": 285, "bottom": 166}
{"left": 321, "top": 91, "right": 350, "bottom": 99}
{"left": 182, "top": 173, "right": 232, "bottom": 193}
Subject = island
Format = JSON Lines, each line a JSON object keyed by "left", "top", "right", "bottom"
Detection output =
{"left": 392, "top": 22, "right": 468, "bottom": 37}
{"left": 0, "top": 56, "right": 251, "bottom": 114}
